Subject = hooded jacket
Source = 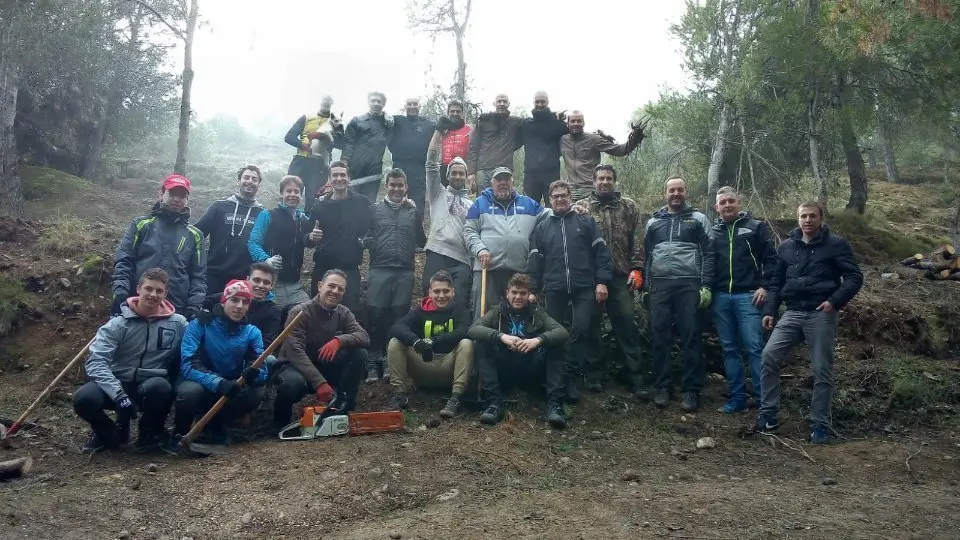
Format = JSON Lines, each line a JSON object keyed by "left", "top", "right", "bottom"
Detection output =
{"left": 308, "top": 189, "right": 373, "bottom": 268}
{"left": 765, "top": 226, "right": 863, "bottom": 315}
{"left": 368, "top": 199, "right": 426, "bottom": 270}
{"left": 441, "top": 123, "right": 472, "bottom": 165}
{"left": 389, "top": 115, "right": 436, "bottom": 167}
{"left": 248, "top": 292, "right": 283, "bottom": 345}
{"left": 528, "top": 210, "right": 613, "bottom": 293}
{"left": 84, "top": 299, "right": 187, "bottom": 401}
{"left": 560, "top": 132, "right": 639, "bottom": 188}
{"left": 466, "top": 112, "right": 523, "bottom": 174}
{"left": 247, "top": 203, "right": 318, "bottom": 283}
{"left": 425, "top": 145, "right": 472, "bottom": 265}
{"left": 389, "top": 298, "right": 471, "bottom": 354}
{"left": 112, "top": 202, "right": 206, "bottom": 312}
{"left": 179, "top": 307, "right": 270, "bottom": 392}
{"left": 279, "top": 299, "right": 370, "bottom": 390}
{"left": 468, "top": 301, "right": 569, "bottom": 346}
{"left": 711, "top": 212, "right": 778, "bottom": 294}
{"left": 519, "top": 109, "right": 568, "bottom": 174}
{"left": 643, "top": 204, "right": 714, "bottom": 287}
{"left": 194, "top": 195, "right": 264, "bottom": 279}
{"left": 342, "top": 112, "right": 393, "bottom": 179}
{"left": 575, "top": 191, "right": 645, "bottom": 276}
{"left": 464, "top": 188, "right": 549, "bottom": 272}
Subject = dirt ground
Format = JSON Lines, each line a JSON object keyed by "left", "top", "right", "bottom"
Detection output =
{"left": 2, "top": 172, "right": 960, "bottom": 539}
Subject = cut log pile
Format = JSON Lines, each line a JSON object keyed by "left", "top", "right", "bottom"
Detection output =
{"left": 887, "top": 245, "right": 960, "bottom": 280}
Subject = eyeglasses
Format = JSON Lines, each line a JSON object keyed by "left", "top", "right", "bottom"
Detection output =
{"left": 550, "top": 193, "right": 571, "bottom": 200}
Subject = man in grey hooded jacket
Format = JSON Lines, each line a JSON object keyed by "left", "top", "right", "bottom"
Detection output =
{"left": 74, "top": 268, "right": 188, "bottom": 454}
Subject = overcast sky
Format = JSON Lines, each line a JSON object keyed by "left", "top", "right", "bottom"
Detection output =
{"left": 188, "top": 0, "right": 690, "bottom": 140}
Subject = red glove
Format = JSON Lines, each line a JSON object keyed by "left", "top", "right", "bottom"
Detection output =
{"left": 318, "top": 338, "right": 341, "bottom": 362}
{"left": 315, "top": 382, "right": 334, "bottom": 403}
{"left": 627, "top": 270, "right": 643, "bottom": 290}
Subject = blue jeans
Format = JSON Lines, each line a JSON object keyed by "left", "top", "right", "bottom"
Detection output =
{"left": 711, "top": 292, "right": 763, "bottom": 402}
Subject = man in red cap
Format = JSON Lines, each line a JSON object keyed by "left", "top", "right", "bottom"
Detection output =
{"left": 112, "top": 174, "right": 207, "bottom": 320}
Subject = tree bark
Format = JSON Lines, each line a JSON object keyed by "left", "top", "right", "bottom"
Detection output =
{"left": 879, "top": 122, "right": 899, "bottom": 183}
{"left": 706, "top": 100, "right": 731, "bottom": 218}
{"left": 174, "top": 0, "right": 199, "bottom": 175}
{"left": 808, "top": 86, "right": 828, "bottom": 211}
{"left": 837, "top": 75, "right": 867, "bottom": 214}
{"left": 0, "top": 15, "right": 22, "bottom": 218}
{"left": 450, "top": 0, "right": 470, "bottom": 104}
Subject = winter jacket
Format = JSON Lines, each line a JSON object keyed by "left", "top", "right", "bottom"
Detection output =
{"left": 765, "top": 226, "right": 863, "bottom": 315}
{"left": 574, "top": 192, "right": 644, "bottom": 276}
{"left": 179, "top": 309, "right": 269, "bottom": 393}
{"left": 643, "top": 205, "right": 714, "bottom": 287}
{"left": 248, "top": 292, "right": 283, "bottom": 345}
{"left": 342, "top": 112, "right": 393, "bottom": 179}
{"left": 368, "top": 200, "right": 426, "bottom": 270}
{"left": 194, "top": 195, "right": 264, "bottom": 279}
{"left": 425, "top": 146, "right": 472, "bottom": 265}
{"left": 528, "top": 211, "right": 613, "bottom": 293}
{"left": 389, "top": 115, "right": 436, "bottom": 167}
{"left": 468, "top": 301, "right": 569, "bottom": 345}
{"left": 711, "top": 212, "right": 778, "bottom": 294}
{"left": 389, "top": 298, "right": 471, "bottom": 354}
{"left": 308, "top": 190, "right": 373, "bottom": 268}
{"left": 466, "top": 112, "right": 523, "bottom": 174}
{"left": 247, "top": 204, "right": 318, "bottom": 283}
{"left": 464, "top": 188, "right": 549, "bottom": 272}
{"left": 84, "top": 299, "right": 187, "bottom": 401}
{"left": 519, "top": 109, "right": 567, "bottom": 174}
{"left": 279, "top": 299, "right": 370, "bottom": 390}
{"left": 112, "top": 202, "right": 206, "bottom": 312}
{"left": 284, "top": 112, "right": 344, "bottom": 159}
{"left": 441, "top": 124, "right": 472, "bottom": 165}
{"left": 560, "top": 132, "right": 639, "bottom": 189}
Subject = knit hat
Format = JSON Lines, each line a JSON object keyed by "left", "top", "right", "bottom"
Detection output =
{"left": 446, "top": 157, "right": 468, "bottom": 180}
{"left": 221, "top": 279, "right": 253, "bottom": 304}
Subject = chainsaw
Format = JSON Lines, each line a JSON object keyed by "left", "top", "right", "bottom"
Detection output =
{"left": 278, "top": 392, "right": 405, "bottom": 440}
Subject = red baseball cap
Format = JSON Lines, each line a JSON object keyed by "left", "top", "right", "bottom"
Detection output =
{"left": 161, "top": 174, "right": 192, "bottom": 193}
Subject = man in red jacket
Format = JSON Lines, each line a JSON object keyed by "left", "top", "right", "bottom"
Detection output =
{"left": 440, "top": 100, "right": 473, "bottom": 185}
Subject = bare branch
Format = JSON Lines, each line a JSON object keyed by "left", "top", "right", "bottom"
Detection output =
{"left": 120, "top": 0, "right": 184, "bottom": 40}
{"left": 460, "top": 0, "right": 472, "bottom": 31}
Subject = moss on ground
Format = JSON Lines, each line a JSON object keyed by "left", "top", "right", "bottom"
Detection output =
{"left": 21, "top": 166, "right": 91, "bottom": 201}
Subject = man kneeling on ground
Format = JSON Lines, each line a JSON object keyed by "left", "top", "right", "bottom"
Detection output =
{"left": 467, "top": 273, "right": 569, "bottom": 428}
{"left": 386, "top": 271, "right": 473, "bottom": 417}
{"left": 74, "top": 268, "right": 187, "bottom": 454}
{"left": 273, "top": 270, "right": 370, "bottom": 431}
{"left": 170, "top": 280, "right": 271, "bottom": 452}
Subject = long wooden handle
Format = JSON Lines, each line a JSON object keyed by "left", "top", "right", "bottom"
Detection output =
{"left": 8, "top": 337, "right": 95, "bottom": 436}
{"left": 180, "top": 310, "right": 305, "bottom": 447}
{"left": 479, "top": 265, "right": 488, "bottom": 315}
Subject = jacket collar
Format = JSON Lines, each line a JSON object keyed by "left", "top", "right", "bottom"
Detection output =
{"left": 789, "top": 224, "right": 829, "bottom": 245}
{"left": 150, "top": 201, "right": 190, "bottom": 224}
{"left": 227, "top": 194, "right": 263, "bottom": 208}
{"left": 653, "top": 204, "right": 695, "bottom": 219}
{"left": 714, "top": 211, "right": 753, "bottom": 228}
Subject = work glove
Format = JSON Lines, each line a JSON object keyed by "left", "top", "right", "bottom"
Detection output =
{"left": 217, "top": 379, "right": 241, "bottom": 398}
{"left": 436, "top": 116, "right": 455, "bottom": 132}
{"left": 110, "top": 294, "right": 128, "bottom": 316}
{"left": 627, "top": 270, "right": 644, "bottom": 291}
{"left": 413, "top": 339, "right": 434, "bottom": 362}
{"left": 266, "top": 255, "right": 283, "bottom": 271}
{"left": 197, "top": 308, "right": 213, "bottom": 325}
{"left": 698, "top": 287, "right": 712, "bottom": 310}
{"left": 182, "top": 306, "right": 200, "bottom": 321}
{"left": 241, "top": 366, "right": 261, "bottom": 384}
{"left": 114, "top": 393, "right": 138, "bottom": 421}
{"left": 315, "top": 382, "right": 334, "bottom": 404}
{"left": 318, "top": 338, "right": 341, "bottom": 362}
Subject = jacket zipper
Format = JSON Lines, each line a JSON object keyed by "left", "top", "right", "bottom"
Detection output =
{"left": 136, "top": 321, "right": 150, "bottom": 383}
{"left": 560, "top": 215, "right": 572, "bottom": 293}
{"left": 727, "top": 217, "right": 741, "bottom": 293}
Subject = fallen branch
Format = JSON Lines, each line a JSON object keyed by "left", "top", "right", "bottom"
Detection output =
{"left": 470, "top": 448, "right": 526, "bottom": 474}
{"left": 759, "top": 432, "right": 817, "bottom": 465}
{"left": 905, "top": 447, "right": 922, "bottom": 474}
{"left": 0, "top": 456, "right": 32, "bottom": 481}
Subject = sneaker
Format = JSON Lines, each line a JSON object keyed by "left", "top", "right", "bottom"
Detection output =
{"left": 653, "top": 388, "right": 670, "bottom": 408}
{"left": 680, "top": 391, "right": 701, "bottom": 412}
{"left": 546, "top": 404, "right": 567, "bottom": 429}
{"left": 752, "top": 412, "right": 780, "bottom": 433}
{"left": 718, "top": 399, "right": 747, "bottom": 414}
{"left": 810, "top": 425, "right": 830, "bottom": 444}
{"left": 439, "top": 395, "right": 462, "bottom": 418}
{"left": 564, "top": 379, "right": 581, "bottom": 404}
{"left": 381, "top": 365, "right": 390, "bottom": 382}
{"left": 479, "top": 405, "right": 504, "bottom": 425}
{"left": 162, "top": 433, "right": 185, "bottom": 456}
{"left": 365, "top": 365, "right": 379, "bottom": 384}
{"left": 388, "top": 392, "right": 409, "bottom": 411}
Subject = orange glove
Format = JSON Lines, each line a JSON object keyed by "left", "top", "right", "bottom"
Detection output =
{"left": 315, "top": 382, "right": 334, "bottom": 403}
{"left": 627, "top": 270, "right": 643, "bottom": 290}
{"left": 318, "top": 338, "right": 341, "bottom": 362}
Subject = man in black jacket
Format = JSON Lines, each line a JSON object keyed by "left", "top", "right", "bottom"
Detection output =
{"left": 710, "top": 186, "right": 778, "bottom": 414}
{"left": 754, "top": 201, "right": 863, "bottom": 445}
{"left": 519, "top": 92, "right": 567, "bottom": 207}
{"left": 196, "top": 165, "right": 265, "bottom": 308}
{"left": 467, "top": 94, "right": 523, "bottom": 191}
{"left": 365, "top": 169, "right": 427, "bottom": 381}
{"left": 528, "top": 180, "right": 613, "bottom": 402}
{"left": 389, "top": 97, "right": 435, "bottom": 220}
{"left": 386, "top": 271, "right": 473, "bottom": 417}
{"left": 342, "top": 91, "right": 393, "bottom": 202}
{"left": 307, "top": 161, "right": 373, "bottom": 310}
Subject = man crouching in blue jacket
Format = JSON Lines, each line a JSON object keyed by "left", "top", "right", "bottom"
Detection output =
{"left": 169, "top": 280, "right": 272, "bottom": 452}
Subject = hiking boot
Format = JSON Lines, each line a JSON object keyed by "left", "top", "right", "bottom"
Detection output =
{"left": 752, "top": 412, "right": 780, "bottom": 433}
{"left": 116, "top": 418, "right": 131, "bottom": 446}
{"left": 680, "top": 391, "right": 701, "bottom": 412}
{"left": 439, "top": 395, "right": 462, "bottom": 418}
{"left": 81, "top": 431, "right": 112, "bottom": 454}
{"left": 810, "top": 425, "right": 830, "bottom": 445}
{"left": 381, "top": 365, "right": 390, "bottom": 382}
{"left": 161, "top": 433, "right": 185, "bottom": 456}
{"left": 365, "top": 365, "right": 380, "bottom": 384}
{"left": 718, "top": 398, "right": 747, "bottom": 414}
{"left": 564, "top": 379, "right": 581, "bottom": 404}
{"left": 388, "top": 392, "right": 409, "bottom": 411}
{"left": 585, "top": 376, "right": 603, "bottom": 393}
{"left": 546, "top": 403, "right": 567, "bottom": 429}
{"left": 633, "top": 385, "right": 651, "bottom": 401}
{"left": 653, "top": 388, "right": 671, "bottom": 408}
{"left": 479, "top": 405, "right": 504, "bottom": 425}
{"left": 134, "top": 430, "right": 166, "bottom": 453}
{"left": 199, "top": 423, "right": 230, "bottom": 446}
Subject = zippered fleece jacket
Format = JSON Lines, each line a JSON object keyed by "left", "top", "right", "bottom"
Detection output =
{"left": 643, "top": 204, "right": 714, "bottom": 288}
{"left": 425, "top": 146, "right": 472, "bottom": 265}
{"left": 710, "top": 212, "right": 777, "bottom": 294}
{"left": 464, "top": 188, "right": 549, "bottom": 272}
{"left": 279, "top": 299, "right": 371, "bottom": 390}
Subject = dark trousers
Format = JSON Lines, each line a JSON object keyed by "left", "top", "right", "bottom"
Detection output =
{"left": 310, "top": 261, "right": 361, "bottom": 311}
{"left": 544, "top": 287, "right": 597, "bottom": 381}
{"left": 272, "top": 349, "right": 367, "bottom": 428}
{"left": 173, "top": 380, "right": 265, "bottom": 435}
{"left": 592, "top": 276, "right": 646, "bottom": 387}
{"left": 524, "top": 169, "right": 559, "bottom": 208}
{"left": 394, "top": 161, "right": 426, "bottom": 220}
{"left": 73, "top": 377, "right": 173, "bottom": 438}
{"left": 475, "top": 340, "right": 565, "bottom": 408}
{"left": 368, "top": 306, "right": 409, "bottom": 360}
{"left": 288, "top": 155, "right": 329, "bottom": 204}
{"left": 422, "top": 251, "right": 472, "bottom": 300}
{"left": 649, "top": 280, "right": 704, "bottom": 393}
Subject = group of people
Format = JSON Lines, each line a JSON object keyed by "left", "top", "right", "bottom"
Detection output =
{"left": 73, "top": 91, "right": 864, "bottom": 455}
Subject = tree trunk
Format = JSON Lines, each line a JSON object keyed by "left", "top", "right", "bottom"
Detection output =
{"left": 706, "top": 100, "right": 730, "bottom": 218}
{"left": 837, "top": 75, "right": 867, "bottom": 214}
{"left": 0, "top": 16, "right": 22, "bottom": 218}
{"left": 453, "top": 28, "right": 466, "bottom": 103}
{"left": 174, "top": 0, "right": 199, "bottom": 176}
{"left": 879, "top": 122, "right": 899, "bottom": 183}
{"left": 808, "top": 87, "right": 828, "bottom": 211}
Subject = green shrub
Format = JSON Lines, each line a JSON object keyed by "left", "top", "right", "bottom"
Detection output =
{"left": 21, "top": 166, "right": 90, "bottom": 201}
{"left": 0, "top": 276, "right": 28, "bottom": 337}
{"left": 38, "top": 216, "right": 96, "bottom": 257}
